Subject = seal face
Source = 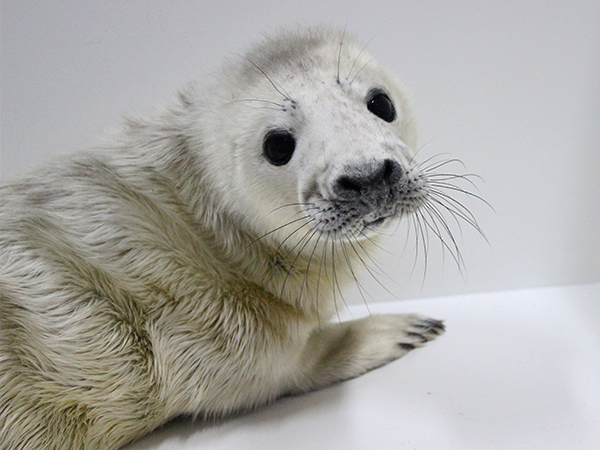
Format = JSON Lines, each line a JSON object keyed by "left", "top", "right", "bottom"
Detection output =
{"left": 198, "top": 32, "right": 426, "bottom": 250}
{"left": 0, "top": 26, "right": 483, "bottom": 450}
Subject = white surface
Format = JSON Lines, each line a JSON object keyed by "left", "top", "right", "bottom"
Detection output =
{"left": 1, "top": 1, "right": 599, "bottom": 301}
{"left": 125, "top": 283, "right": 600, "bottom": 450}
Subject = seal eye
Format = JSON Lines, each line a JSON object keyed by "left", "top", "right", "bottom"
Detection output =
{"left": 263, "top": 130, "right": 296, "bottom": 166}
{"left": 366, "top": 89, "right": 396, "bottom": 123}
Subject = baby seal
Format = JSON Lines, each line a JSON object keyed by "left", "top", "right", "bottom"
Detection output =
{"left": 0, "top": 26, "right": 459, "bottom": 449}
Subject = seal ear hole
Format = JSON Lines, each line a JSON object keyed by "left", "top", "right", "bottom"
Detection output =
{"left": 366, "top": 89, "right": 396, "bottom": 123}
{"left": 263, "top": 130, "right": 296, "bottom": 166}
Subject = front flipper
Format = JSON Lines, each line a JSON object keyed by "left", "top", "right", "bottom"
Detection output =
{"left": 295, "top": 314, "right": 445, "bottom": 391}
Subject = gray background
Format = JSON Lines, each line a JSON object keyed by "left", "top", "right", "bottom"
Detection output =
{"left": 1, "top": 0, "right": 599, "bottom": 301}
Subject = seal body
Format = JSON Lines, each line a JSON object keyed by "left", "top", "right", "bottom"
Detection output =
{"left": 0, "top": 27, "right": 446, "bottom": 449}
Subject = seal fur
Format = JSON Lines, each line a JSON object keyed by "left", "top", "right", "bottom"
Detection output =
{"left": 0, "top": 26, "right": 455, "bottom": 449}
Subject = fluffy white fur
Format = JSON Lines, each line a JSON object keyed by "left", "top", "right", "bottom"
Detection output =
{"left": 0, "top": 26, "right": 445, "bottom": 449}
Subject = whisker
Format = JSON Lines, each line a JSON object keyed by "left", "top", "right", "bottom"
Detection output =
{"left": 427, "top": 174, "right": 484, "bottom": 195}
{"left": 417, "top": 157, "right": 467, "bottom": 175}
{"left": 289, "top": 227, "right": 323, "bottom": 309}
{"left": 427, "top": 182, "right": 495, "bottom": 212}
{"left": 424, "top": 202, "right": 463, "bottom": 256}
{"left": 428, "top": 197, "right": 489, "bottom": 248}
{"left": 317, "top": 235, "right": 334, "bottom": 324}
{"left": 427, "top": 188, "right": 480, "bottom": 224}
{"left": 426, "top": 172, "right": 484, "bottom": 183}
{"left": 241, "top": 56, "right": 291, "bottom": 100}
{"left": 347, "top": 30, "right": 380, "bottom": 81}
{"left": 222, "top": 98, "right": 284, "bottom": 108}
{"left": 420, "top": 204, "right": 466, "bottom": 275}
{"left": 426, "top": 188, "right": 487, "bottom": 237}
{"left": 413, "top": 210, "right": 430, "bottom": 290}
{"left": 304, "top": 230, "right": 325, "bottom": 326}
{"left": 245, "top": 214, "right": 310, "bottom": 250}
{"left": 329, "top": 232, "right": 344, "bottom": 324}
{"left": 350, "top": 55, "right": 378, "bottom": 84}
{"left": 259, "top": 221, "right": 314, "bottom": 290}
{"left": 340, "top": 238, "right": 373, "bottom": 318}
{"left": 336, "top": 25, "right": 347, "bottom": 83}
{"left": 275, "top": 219, "right": 317, "bottom": 263}
{"left": 332, "top": 231, "right": 354, "bottom": 315}
{"left": 346, "top": 235, "right": 399, "bottom": 300}
{"left": 355, "top": 226, "right": 397, "bottom": 256}
{"left": 267, "top": 202, "right": 318, "bottom": 215}
{"left": 279, "top": 226, "right": 321, "bottom": 300}
{"left": 396, "top": 212, "right": 415, "bottom": 263}
{"left": 426, "top": 194, "right": 469, "bottom": 240}
{"left": 407, "top": 141, "right": 433, "bottom": 166}
{"left": 351, "top": 229, "right": 397, "bottom": 283}
{"left": 408, "top": 152, "right": 457, "bottom": 173}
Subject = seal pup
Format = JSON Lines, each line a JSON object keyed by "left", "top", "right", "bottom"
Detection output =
{"left": 0, "top": 26, "right": 474, "bottom": 449}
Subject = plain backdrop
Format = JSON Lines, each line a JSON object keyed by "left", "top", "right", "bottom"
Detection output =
{"left": 1, "top": 0, "right": 599, "bottom": 302}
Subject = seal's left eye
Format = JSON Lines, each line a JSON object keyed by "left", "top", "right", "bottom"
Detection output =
{"left": 366, "top": 89, "right": 396, "bottom": 123}
{"left": 263, "top": 130, "right": 296, "bottom": 166}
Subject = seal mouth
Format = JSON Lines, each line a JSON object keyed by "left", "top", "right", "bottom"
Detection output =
{"left": 306, "top": 204, "right": 403, "bottom": 241}
{"left": 365, "top": 217, "right": 386, "bottom": 228}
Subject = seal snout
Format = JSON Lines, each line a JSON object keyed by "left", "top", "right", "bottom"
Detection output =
{"left": 334, "top": 158, "right": 402, "bottom": 199}
{"left": 304, "top": 155, "right": 428, "bottom": 239}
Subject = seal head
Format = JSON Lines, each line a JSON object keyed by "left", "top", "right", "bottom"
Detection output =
{"left": 194, "top": 27, "right": 424, "bottom": 248}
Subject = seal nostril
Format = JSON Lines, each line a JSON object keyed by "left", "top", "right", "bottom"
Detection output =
{"left": 338, "top": 176, "right": 363, "bottom": 193}
{"left": 382, "top": 159, "right": 396, "bottom": 181}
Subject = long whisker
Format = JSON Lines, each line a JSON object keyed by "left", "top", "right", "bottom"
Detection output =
{"left": 222, "top": 98, "right": 284, "bottom": 108}
{"left": 349, "top": 55, "right": 378, "bottom": 84}
{"left": 285, "top": 227, "right": 322, "bottom": 306}
{"left": 427, "top": 182, "right": 495, "bottom": 212}
{"left": 267, "top": 202, "right": 319, "bottom": 215}
{"left": 412, "top": 210, "right": 430, "bottom": 290}
{"left": 426, "top": 188, "right": 488, "bottom": 238}
{"left": 278, "top": 225, "right": 321, "bottom": 300}
{"left": 346, "top": 235, "right": 399, "bottom": 300}
{"left": 317, "top": 235, "right": 337, "bottom": 323}
{"left": 427, "top": 188, "right": 480, "bottom": 226}
{"left": 407, "top": 152, "right": 454, "bottom": 172}
{"left": 340, "top": 238, "right": 373, "bottom": 317}
{"left": 245, "top": 214, "right": 309, "bottom": 250}
{"left": 421, "top": 203, "right": 465, "bottom": 273}
{"left": 355, "top": 226, "right": 397, "bottom": 256}
{"left": 351, "top": 229, "right": 397, "bottom": 283}
{"left": 426, "top": 194, "right": 469, "bottom": 240}
{"left": 303, "top": 229, "right": 325, "bottom": 325}
{"left": 407, "top": 141, "right": 433, "bottom": 166}
{"left": 347, "top": 30, "right": 380, "bottom": 81}
{"left": 331, "top": 231, "right": 353, "bottom": 315}
{"left": 328, "top": 233, "right": 344, "bottom": 324}
{"left": 416, "top": 157, "right": 468, "bottom": 175}
{"left": 241, "top": 56, "right": 291, "bottom": 100}
{"left": 336, "top": 25, "right": 347, "bottom": 83}
{"left": 275, "top": 219, "right": 316, "bottom": 262}
{"left": 426, "top": 172, "right": 484, "bottom": 183}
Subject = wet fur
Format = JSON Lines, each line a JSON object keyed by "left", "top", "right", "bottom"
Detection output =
{"left": 0, "top": 27, "right": 480, "bottom": 449}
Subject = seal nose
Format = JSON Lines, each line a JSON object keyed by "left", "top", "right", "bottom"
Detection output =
{"left": 335, "top": 159, "right": 401, "bottom": 197}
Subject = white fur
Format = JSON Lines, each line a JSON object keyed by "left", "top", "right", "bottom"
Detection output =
{"left": 0, "top": 26, "right": 444, "bottom": 449}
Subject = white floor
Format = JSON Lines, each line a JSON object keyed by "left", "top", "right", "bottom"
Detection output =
{"left": 125, "top": 283, "right": 600, "bottom": 449}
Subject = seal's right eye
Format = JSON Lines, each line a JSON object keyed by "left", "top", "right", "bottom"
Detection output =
{"left": 263, "top": 130, "right": 296, "bottom": 166}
